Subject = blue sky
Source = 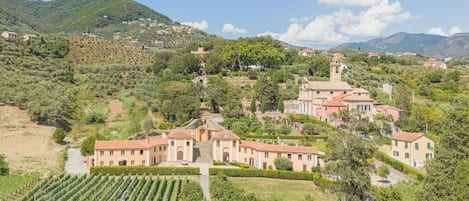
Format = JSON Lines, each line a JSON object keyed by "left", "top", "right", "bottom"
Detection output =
{"left": 137, "top": 0, "right": 468, "bottom": 48}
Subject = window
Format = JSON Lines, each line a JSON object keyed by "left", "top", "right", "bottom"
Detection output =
{"left": 131, "top": 150, "right": 135, "bottom": 155}
{"left": 277, "top": 153, "right": 281, "bottom": 158}
{"left": 405, "top": 153, "right": 409, "bottom": 159}
{"left": 298, "top": 154, "right": 303, "bottom": 160}
{"left": 121, "top": 150, "right": 125, "bottom": 156}
{"left": 426, "top": 153, "right": 433, "bottom": 159}
{"left": 159, "top": 146, "right": 162, "bottom": 151}
{"left": 186, "top": 141, "right": 190, "bottom": 146}
{"left": 109, "top": 161, "right": 113, "bottom": 166}
{"left": 217, "top": 140, "right": 220, "bottom": 146}
{"left": 171, "top": 141, "right": 174, "bottom": 146}
{"left": 307, "top": 154, "right": 312, "bottom": 161}
{"left": 109, "top": 150, "right": 114, "bottom": 156}
{"left": 264, "top": 152, "right": 269, "bottom": 158}
{"left": 233, "top": 141, "right": 236, "bottom": 147}
{"left": 404, "top": 142, "right": 408, "bottom": 149}
{"left": 427, "top": 143, "right": 432, "bottom": 149}
{"left": 131, "top": 160, "right": 135, "bottom": 165}
{"left": 330, "top": 91, "right": 333, "bottom": 94}
{"left": 316, "top": 91, "right": 320, "bottom": 94}
{"left": 154, "top": 147, "right": 156, "bottom": 152}
{"left": 335, "top": 66, "right": 339, "bottom": 73}
{"left": 100, "top": 161, "right": 104, "bottom": 166}
{"left": 163, "top": 146, "right": 166, "bottom": 151}
{"left": 343, "top": 91, "right": 347, "bottom": 94}
{"left": 415, "top": 143, "right": 419, "bottom": 150}
{"left": 100, "top": 151, "right": 104, "bottom": 156}
{"left": 244, "top": 148, "right": 247, "bottom": 153}
{"left": 141, "top": 160, "right": 145, "bottom": 165}
{"left": 393, "top": 151, "right": 399, "bottom": 157}
{"left": 394, "top": 140, "right": 398, "bottom": 146}
{"left": 287, "top": 154, "right": 291, "bottom": 159}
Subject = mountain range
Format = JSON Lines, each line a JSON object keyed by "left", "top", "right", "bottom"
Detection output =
{"left": 332, "top": 32, "right": 469, "bottom": 58}
{"left": 0, "top": 0, "right": 213, "bottom": 48}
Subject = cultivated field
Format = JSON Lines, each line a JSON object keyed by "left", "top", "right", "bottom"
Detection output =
{"left": 231, "top": 177, "right": 338, "bottom": 201}
{"left": 0, "top": 106, "right": 64, "bottom": 175}
{"left": 21, "top": 174, "right": 192, "bottom": 201}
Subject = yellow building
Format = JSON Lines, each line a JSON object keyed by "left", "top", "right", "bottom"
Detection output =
{"left": 390, "top": 132, "right": 434, "bottom": 168}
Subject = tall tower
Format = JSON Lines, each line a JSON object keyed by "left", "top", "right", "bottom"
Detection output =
{"left": 330, "top": 56, "right": 341, "bottom": 82}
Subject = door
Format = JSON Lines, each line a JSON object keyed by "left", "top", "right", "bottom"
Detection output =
{"left": 177, "top": 151, "right": 183, "bottom": 160}
{"left": 223, "top": 152, "right": 230, "bottom": 162}
{"left": 249, "top": 157, "right": 255, "bottom": 167}
{"left": 263, "top": 162, "right": 267, "bottom": 169}
{"left": 303, "top": 165, "right": 307, "bottom": 171}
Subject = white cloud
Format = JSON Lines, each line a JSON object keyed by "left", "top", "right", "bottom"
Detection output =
{"left": 289, "top": 17, "right": 311, "bottom": 23}
{"left": 427, "top": 26, "right": 462, "bottom": 36}
{"left": 222, "top": 23, "right": 247, "bottom": 34}
{"left": 181, "top": 20, "right": 208, "bottom": 31}
{"left": 260, "top": 0, "right": 412, "bottom": 46}
{"left": 318, "top": 0, "right": 381, "bottom": 7}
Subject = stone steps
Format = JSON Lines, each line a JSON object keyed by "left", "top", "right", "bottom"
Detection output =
{"left": 194, "top": 142, "right": 212, "bottom": 163}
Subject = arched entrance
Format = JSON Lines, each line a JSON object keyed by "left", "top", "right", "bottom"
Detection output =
{"left": 196, "top": 127, "right": 209, "bottom": 142}
{"left": 177, "top": 146, "right": 183, "bottom": 160}
{"left": 222, "top": 147, "right": 230, "bottom": 162}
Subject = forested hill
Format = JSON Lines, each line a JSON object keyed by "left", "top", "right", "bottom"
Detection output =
{"left": 0, "top": 0, "right": 213, "bottom": 48}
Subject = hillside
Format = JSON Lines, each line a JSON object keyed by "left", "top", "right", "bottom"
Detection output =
{"left": 423, "top": 33, "right": 469, "bottom": 57}
{"left": 332, "top": 32, "right": 447, "bottom": 54}
{"left": 0, "top": 0, "right": 213, "bottom": 48}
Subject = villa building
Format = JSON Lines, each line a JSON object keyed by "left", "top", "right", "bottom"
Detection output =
{"left": 423, "top": 58, "right": 447, "bottom": 69}
{"left": 92, "top": 127, "right": 319, "bottom": 172}
{"left": 2, "top": 31, "right": 18, "bottom": 39}
{"left": 23, "top": 34, "right": 37, "bottom": 41}
{"left": 298, "top": 49, "right": 315, "bottom": 57}
{"left": 383, "top": 132, "right": 434, "bottom": 169}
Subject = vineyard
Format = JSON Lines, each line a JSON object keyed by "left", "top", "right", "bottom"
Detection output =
{"left": 19, "top": 174, "right": 196, "bottom": 201}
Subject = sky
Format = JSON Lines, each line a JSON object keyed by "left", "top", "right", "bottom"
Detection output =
{"left": 137, "top": 0, "right": 469, "bottom": 49}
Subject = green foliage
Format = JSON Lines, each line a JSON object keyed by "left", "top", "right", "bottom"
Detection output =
{"left": 376, "top": 165, "right": 390, "bottom": 179}
{"left": 143, "top": 117, "right": 155, "bottom": 134}
{"left": 0, "top": 154, "right": 8, "bottom": 176}
{"left": 0, "top": 174, "right": 39, "bottom": 200}
{"left": 278, "top": 98, "right": 285, "bottom": 113}
{"left": 232, "top": 122, "right": 248, "bottom": 135}
{"left": 210, "top": 174, "right": 259, "bottom": 201}
{"left": 374, "top": 150, "right": 425, "bottom": 181}
{"left": 371, "top": 186, "right": 403, "bottom": 201}
{"left": 80, "top": 136, "right": 97, "bottom": 156}
{"left": 274, "top": 157, "right": 293, "bottom": 171}
{"left": 263, "top": 123, "right": 276, "bottom": 134}
{"left": 53, "top": 128, "right": 66, "bottom": 143}
{"left": 243, "top": 134, "right": 328, "bottom": 140}
{"left": 25, "top": 36, "right": 69, "bottom": 58}
{"left": 229, "top": 162, "right": 254, "bottom": 169}
{"left": 178, "top": 180, "right": 204, "bottom": 201}
{"left": 209, "top": 168, "right": 315, "bottom": 180}
{"left": 169, "top": 53, "right": 201, "bottom": 74}
{"left": 213, "top": 160, "right": 226, "bottom": 166}
{"left": 278, "top": 125, "right": 291, "bottom": 135}
{"left": 90, "top": 166, "right": 200, "bottom": 175}
{"left": 85, "top": 102, "right": 108, "bottom": 124}
{"left": 254, "top": 75, "right": 280, "bottom": 111}
{"left": 250, "top": 97, "right": 256, "bottom": 114}
{"left": 59, "top": 148, "right": 68, "bottom": 172}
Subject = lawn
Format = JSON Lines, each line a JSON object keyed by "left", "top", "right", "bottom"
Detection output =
{"left": 0, "top": 174, "right": 38, "bottom": 200}
{"left": 230, "top": 177, "right": 338, "bottom": 201}
{"left": 309, "top": 141, "right": 329, "bottom": 153}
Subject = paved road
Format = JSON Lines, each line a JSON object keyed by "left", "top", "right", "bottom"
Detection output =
{"left": 371, "top": 160, "right": 408, "bottom": 186}
{"left": 65, "top": 148, "right": 89, "bottom": 175}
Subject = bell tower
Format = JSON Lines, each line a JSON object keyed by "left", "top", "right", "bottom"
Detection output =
{"left": 330, "top": 56, "right": 341, "bottom": 82}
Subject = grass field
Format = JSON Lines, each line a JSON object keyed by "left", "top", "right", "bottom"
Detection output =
{"left": 230, "top": 177, "right": 338, "bottom": 201}
{"left": 0, "top": 174, "right": 39, "bottom": 200}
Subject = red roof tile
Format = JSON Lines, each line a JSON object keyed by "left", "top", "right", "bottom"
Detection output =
{"left": 240, "top": 140, "right": 317, "bottom": 154}
{"left": 322, "top": 100, "right": 346, "bottom": 107}
{"left": 392, "top": 132, "right": 423, "bottom": 142}
{"left": 168, "top": 130, "right": 193, "bottom": 139}
{"left": 212, "top": 130, "right": 240, "bottom": 140}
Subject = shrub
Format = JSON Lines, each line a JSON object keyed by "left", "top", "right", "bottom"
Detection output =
{"left": 278, "top": 125, "right": 292, "bottom": 135}
{"left": 53, "top": 128, "right": 66, "bottom": 143}
{"left": 0, "top": 154, "right": 9, "bottom": 176}
{"left": 80, "top": 136, "right": 96, "bottom": 156}
{"left": 209, "top": 168, "right": 314, "bottom": 180}
{"left": 178, "top": 180, "right": 204, "bottom": 201}
{"left": 213, "top": 160, "right": 225, "bottom": 166}
{"left": 229, "top": 162, "right": 253, "bottom": 169}
{"left": 243, "top": 134, "right": 328, "bottom": 140}
{"left": 90, "top": 166, "right": 200, "bottom": 175}
{"left": 274, "top": 157, "right": 293, "bottom": 171}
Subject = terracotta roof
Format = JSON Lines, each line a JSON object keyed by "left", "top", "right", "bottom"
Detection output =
{"left": 391, "top": 132, "right": 424, "bottom": 142}
{"left": 342, "top": 95, "right": 374, "bottom": 102}
{"left": 333, "top": 94, "right": 350, "bottom": 100}
{"left": 240, "top": 140, "right": 317, "bottom": 154}
{"left": 212, "top": 130, "right": 240, "bottom": 140}
{"left": 307, "top": 81, "right": 353, "bottom": 90}
{"left": 168, "top": 130, "right": 193, "bottom": 139}
{"left": 322, "top": 100, "right": 346, "bottom": 107}
{"left": 95, "top": 137, "right": 168, "bottom": 150}
{"left": 353, "top": 88, "right": 369, "bottom": 93}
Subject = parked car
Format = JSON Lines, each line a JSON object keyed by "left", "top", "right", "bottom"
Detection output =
{"left": 181, "top": 160, "right": 188, "bottom": 165}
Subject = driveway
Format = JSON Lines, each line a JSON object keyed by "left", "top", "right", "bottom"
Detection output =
{"left": 371, "top": 160, "right": 408, "bottom": 186}
{"left": 65, "top": 148, "right": 89, "bottom": 175}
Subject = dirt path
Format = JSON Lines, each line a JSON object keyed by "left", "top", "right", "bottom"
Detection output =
{"left": 0, "top": 106, "right": 64, "bottom": 175}
{"left": 106, "top": 99, "right": 127, "bottom": 125}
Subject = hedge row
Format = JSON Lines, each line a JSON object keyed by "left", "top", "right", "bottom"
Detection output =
{"left": 243, "top": 134, "right": 328, "bottom": 140}
{"left": 375, "top": 150, "right": 426, "bottom": 181}
{"left": 90, "top": 166, "right": 200, "bottom": 175}
{"left": 209, "top": 168, "right": 314, "bottom": 180}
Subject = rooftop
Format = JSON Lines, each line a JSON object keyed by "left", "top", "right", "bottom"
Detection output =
{"left": 391, "top": 132, "right": 424, "bottom": 142}
{"left": 342, "top": 95, "right": 374, "bottom": 102}
{"left": 95, "top": 137, "right": 168, "bottom": 150}
{"left": 212, "top": 130, "right": 240, "bottom": 140}
{"left": 323, "top": 100, "right": 346, "bottom": 107}
{"left": 306, "top": 81, "right": 352, "bottom": 90}
{"left": 167, "top": 130, "right": 193, "bottom": 139}
{"left": 240, "top": 140, "right": 317, "bottom": 154}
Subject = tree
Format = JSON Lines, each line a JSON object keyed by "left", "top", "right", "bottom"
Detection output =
{"left": 260, "top": 101, "right": 267, "bottom": 113}
{"left": 143, "top": 118, "right": 155, "bottom": 135}
{"left": 250, "top": 97, "right": 256, "bottom": 114}
{"left": 394, "top": 84, "right": 412, "bottom": 116}
{"left": 302, "top": 123, "right": 315, "bottom": 135}
{"left": 53, "top": 128, "right": 66, "bottom": 144}
{"left": 80, "top": 136, "right": 96, "bottom": 156}
{"left": 0, "top": 154, "right": 9, "bottom": 176}
{"left": 376, "top": 165, "right": 390, "bottom": 180}
{"left": 179, "top": 181, "right": 204, "bottom": 201}
{"left": 263, "top": 123, "right": 276, "bottom": 134}
{"left": 274, "top": 157, "right": 293, "bottom": 171}
{"left": 278, "top": 98, "right": 284, "bottom": 113}
{"left": 278, "top": 125, "right": 292, "bottom": 135}
{"left": 325, "top": 131, "right": 373, "bottom": 201}
{"left": 169, "top": 53, "right": 201, "bottom": 75}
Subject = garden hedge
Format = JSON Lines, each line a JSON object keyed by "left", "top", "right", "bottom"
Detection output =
{"left": 209, "top": 168, "right": 314, "bottom": 180}
{"left": 90, "top": 166, "right": 200, "bottom": 175}
{"left": 243, "top": 134, "right": 328, "bottom": 140}
{"left": 374, "top": 150, "right": 426, "bottom": 181}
